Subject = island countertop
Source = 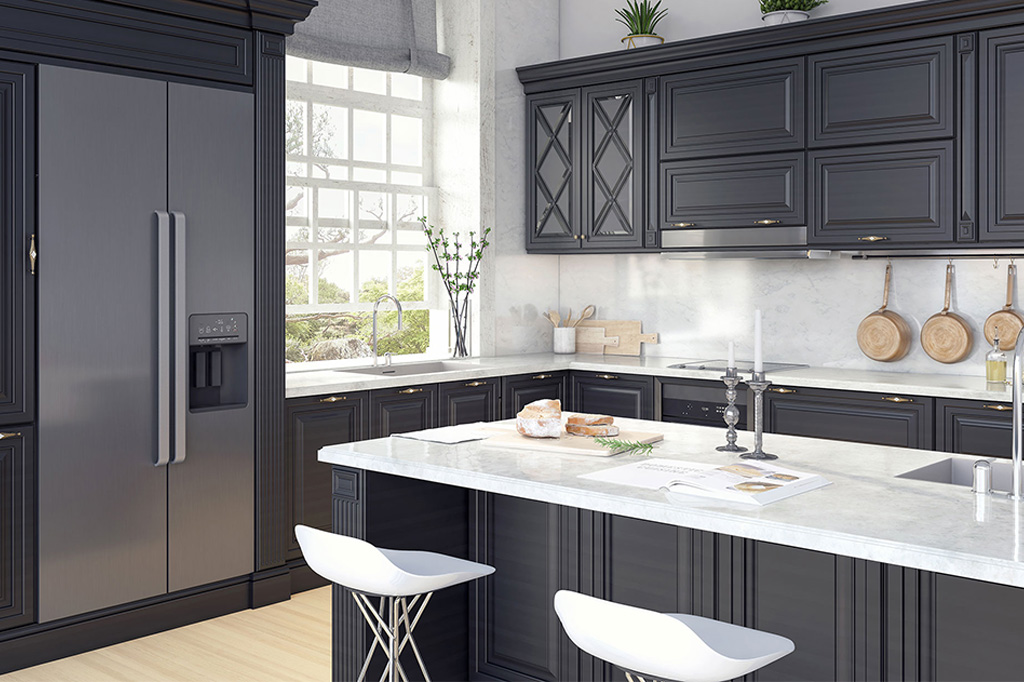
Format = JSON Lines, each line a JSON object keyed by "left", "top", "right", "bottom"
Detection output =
{"left": 319, "top": 418, "right": 1024, "bottom": 589}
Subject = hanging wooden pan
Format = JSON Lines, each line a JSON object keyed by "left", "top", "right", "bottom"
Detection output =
{"left": 856, "top": 263, "right": 912, "bottom": 362}
{"left": 984, "top": 263, "right": 1024, "bottom": 350}
{"left": 920, "top": 263, "right": 973, "bottom": 364}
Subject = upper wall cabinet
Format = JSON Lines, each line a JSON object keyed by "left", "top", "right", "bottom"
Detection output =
{"left": 659, "top": 59, "right": 804, "bottom": 160}
{"left": 808, "top": 38, "right": 955, "bottom": 147}
{"left": 527, "top": 90, "right": 580, "bottom": 250}
{"left": 980, "top": 27, "right": 1024, "bottom": 242}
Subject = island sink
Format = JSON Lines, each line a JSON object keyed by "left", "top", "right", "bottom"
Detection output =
{"left": 897, "top": 456, "right": 1014, "bottom": 492}
{"left": 341, "top": 360, "right": 481, "bottom": 377}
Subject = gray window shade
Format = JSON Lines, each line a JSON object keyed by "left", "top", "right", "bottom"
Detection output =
{"left": 288, "top": 0, "right": 451, "bottom": 80}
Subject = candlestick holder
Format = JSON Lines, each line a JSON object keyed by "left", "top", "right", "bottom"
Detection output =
{"left": 741, "top": 371, "right": 777, "bottom": 461}
{"left": 716, "top": 368, "right": 747, "bottom": 453}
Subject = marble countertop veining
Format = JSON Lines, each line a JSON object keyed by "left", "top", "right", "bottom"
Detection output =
{"left": 319, "top": 418, "right": 1024, "bottom": 588}
{"left": 286, "top": 352, "right": 1012, "bottom": 403}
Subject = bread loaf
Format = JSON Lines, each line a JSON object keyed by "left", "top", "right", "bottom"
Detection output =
{"left": 565, "top": 423, "right": 620, "bottom": 437}
{"left": 516, "top": 399, "right": 562, "bottom": 438}
{"left": 566, "top": 413, "right": 614, "bottom": 426}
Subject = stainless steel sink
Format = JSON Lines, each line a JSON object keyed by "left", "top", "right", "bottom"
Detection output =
{"left": 340, "top": 360, "right": 481, "bottom": 377}
{"left": 898, "top": 457, "right": 1014, "bottom": 492}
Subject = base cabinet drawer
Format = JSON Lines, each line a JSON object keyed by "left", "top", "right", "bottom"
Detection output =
{"left": 765, "top": 386, "right": 933, "bottom": 449}
{"left": 439, "top": 377, "right": 500, "bottom": 426}
{"left": 936, "top": 398, "right": 1012, "bottom": 458}
{"left": 571, "top": 372, "right": 654, "bottom": 420}
{"left": 502, "top": 372, "right": 569, "bottom": 418}
{"left": 369, "top": 384, "right": 438, "bottom": 438}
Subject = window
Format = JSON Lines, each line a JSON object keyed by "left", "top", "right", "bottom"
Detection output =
{"left": 285, "top": 56, "right": 441, "bottom": 364}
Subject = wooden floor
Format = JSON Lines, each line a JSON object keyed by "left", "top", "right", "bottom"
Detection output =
{"left": 0, "top": 588, "right": 332, "bottom": 682}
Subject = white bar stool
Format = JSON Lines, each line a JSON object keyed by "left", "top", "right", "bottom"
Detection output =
{"left": 295, "top": 525, "right": 494, "bottom": 682}
{"left": 554, "top": 590, "right": 795, "bottom": 682}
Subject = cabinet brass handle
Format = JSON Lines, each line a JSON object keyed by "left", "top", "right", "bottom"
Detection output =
{"left": 858, "top": 236, "right": 889, "bottom": 242}
{"left": 0, "top": 432, "right": 22, "bottom": 440}
{"left": 28, "top": 234, "right": 37, "bottom": 275}
{"left": 883, "top": 396, "right": 914, "bottom": 403}
{"left": 672, "top": 222, "right": 696, "bottom": 228}
{"left": 532, "top": 374, "right": 553, "bottom": 380}
{"left": 398, "top": 388, "right": 424, "bottom": 394}
{"left": 465, "top": 381, "right": 487, "bottom": 387}
{"left": 320, "top": 396, "right": 347, "bottom": 403}
{"left": 754, "top": 219, "right": 781, "bottom": 226}
{"left": 596, "top": 374, "right": 619, "bottom": 380}
{"left": 769, "top": 387, "right": 797, "bottom": 394}
{"left": 984, "top": 404, "right": 1013, "bottom": 411}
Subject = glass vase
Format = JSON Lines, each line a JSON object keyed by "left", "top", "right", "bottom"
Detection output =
{"left": 450, "top": 302, "right": 470, "bottom": 358}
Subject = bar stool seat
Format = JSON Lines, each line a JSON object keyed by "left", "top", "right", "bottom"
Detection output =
{"left": 296, "top": 525, "right": 494, "bottom": 682}
{"left": 554, "top": 590, "right": 794, "bottom": 682}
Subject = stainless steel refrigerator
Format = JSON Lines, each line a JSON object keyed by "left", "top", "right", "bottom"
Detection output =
{"left": 37, "top": 65, "right": 255, "bottom": 622}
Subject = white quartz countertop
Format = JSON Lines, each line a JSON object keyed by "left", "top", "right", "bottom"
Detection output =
{"left": 287, "top": 352, "right": 1012, "bottom": 403}
{"left": 319, "top": 419, "right": 1024, "bottom": 588}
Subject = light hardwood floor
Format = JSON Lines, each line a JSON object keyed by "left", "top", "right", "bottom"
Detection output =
{"left": 1, "top": 587, "right": 331, "bottom": 682}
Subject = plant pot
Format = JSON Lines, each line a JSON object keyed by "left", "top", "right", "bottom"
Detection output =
{"left": 621, "top": 34, "right": 664, "bottom": 49}
{"left": 761, "top": 10, "right": 810, "bottom": 25}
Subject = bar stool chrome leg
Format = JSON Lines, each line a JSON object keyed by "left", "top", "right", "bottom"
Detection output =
{"left": 351, "top": 591, "right": 435, "bottom": 682}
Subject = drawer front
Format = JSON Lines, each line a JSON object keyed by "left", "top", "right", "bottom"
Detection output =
{"left": 660, "top": 59, "right": 804, "bottom": 160}
{"left": 502, "top": 372, "right": 569, "bottom": 418}
{"left": 808, "top": 141, "right": 954, "bottom": 245}
{"left": 439, "top": 378, "right": 501, "bottom": 426}
{"left": 661, "top": 152, "right": 805, "bottom": 231}
{"left": 809, "top": 37, "right": 955, "bottom": 147}
{"left": 936, "top": 398, "right": 1012, "bottom": 459}
{"left": 570, "top": 372, "right": 654, "bottom": 420}
{"left": 369, "top": 384, "right": 438, "bottom": 438}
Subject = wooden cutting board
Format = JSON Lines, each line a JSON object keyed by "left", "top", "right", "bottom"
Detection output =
{"left": 575, "top": 327, "right": 619, "bottom": 354}
{"left": 483, "top": 429, "right": 664, "bottom": 457}
{"left": 576, "top": 320, "right": 658, "bottom": 356}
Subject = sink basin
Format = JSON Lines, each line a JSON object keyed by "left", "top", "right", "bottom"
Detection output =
{"left": 898, "top": 457, "right": 1014, "bottom": 492}
{"left": 340, "top": 360, "right": 481, "bottom": 377}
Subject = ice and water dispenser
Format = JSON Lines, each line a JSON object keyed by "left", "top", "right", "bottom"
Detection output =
{"left": 189, "top": 313, "right": 248, "bottom": 410}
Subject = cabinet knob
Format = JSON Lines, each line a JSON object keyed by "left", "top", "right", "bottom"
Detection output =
{"left": 984, "top": 404, "right": 1013, "bottom": 411}
{"left": 532, "top": 374, "right": 553, "bottom": 380}
{"left": 320, "top": 396, "right": 347, "bottom": 403}
{"left": 0, "top": 432, "right": 22, "bottom": 440}
{"left": 596, "top": 374, "right": 619, "bottom": 380}
{"left": 769, "top": 387, "right": 797, "bottom": 394}
{"left": 882, "top": 396, "right": 914, "bottom": 403}
{"left": 398, "top": 388, "right": 424, "bottom": 394}
{"left": 754, "top": 219, "right": 781, "bottom": 226}
{"left": 465, "top": 381, "right": 487, "bottom": 387}
{"left": 858, "top": 236, "right": 889, "bottom": 242}
{"left": 672, "top": 222, "right": 696, "bottom": 228}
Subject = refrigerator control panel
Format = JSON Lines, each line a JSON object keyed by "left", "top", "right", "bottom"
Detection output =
{"left": 189, "top": 312, "right": 248, "bottom": 345}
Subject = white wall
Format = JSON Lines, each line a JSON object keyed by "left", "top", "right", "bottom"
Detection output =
{"left": 559, "top": 0, "right": 922, "bottom": 59}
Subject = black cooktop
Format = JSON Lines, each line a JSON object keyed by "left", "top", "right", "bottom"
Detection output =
{"left": 668, "top": 360, "right": 808, "bottom": 373}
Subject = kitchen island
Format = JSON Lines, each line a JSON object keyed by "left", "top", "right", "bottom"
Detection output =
{"left": 319, "top": 419, "right": 1024, "bottom": 681}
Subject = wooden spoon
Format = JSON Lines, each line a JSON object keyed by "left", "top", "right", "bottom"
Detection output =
{"left": 573, "top": 305, "right": 596, "bottom": 327}
{"left": 544, "top": 310, "right": 559, "bottom": 327}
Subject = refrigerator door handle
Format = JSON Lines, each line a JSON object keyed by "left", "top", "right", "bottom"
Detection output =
{"left": 171, "top": 211, "right": 188, "bottom": 465}
{"left": 155, "top": 211, "right": 172, "bottom": 467}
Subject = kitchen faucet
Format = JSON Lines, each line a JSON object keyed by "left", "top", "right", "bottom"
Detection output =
{"left": 372, "top": 294, "right": 403, "bottom": 367}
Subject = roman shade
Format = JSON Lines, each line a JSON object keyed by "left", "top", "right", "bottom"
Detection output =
{"left": 288, "top": 0, "right": 451, "bottom": 80}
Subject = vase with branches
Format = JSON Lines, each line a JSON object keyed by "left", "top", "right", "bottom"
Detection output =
{"left": 420, "top": 217, "right": 491, "bottom": 358}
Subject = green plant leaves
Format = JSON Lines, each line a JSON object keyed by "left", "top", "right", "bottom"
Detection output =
{"left": 615, "top": 0, "right": 668, "bottom": 36}
{"left": 759, "top": 0, "right": 827, "bottom": 12}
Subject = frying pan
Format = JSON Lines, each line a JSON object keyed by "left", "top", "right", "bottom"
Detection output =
{"left": 920, "top": 263, "right": 973, "bottom": 364}
{"left": 984, "top": 263, "right": 1024, "bottom": 350}
{"left": 856, "top": 263, "right": 911, "bottom": 362}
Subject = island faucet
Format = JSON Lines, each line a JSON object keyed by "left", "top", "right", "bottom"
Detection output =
{"left": 1013, "top": 327, "right": 1024, "bottom": 499}
{"left": 372, "top": 294, "right": 403, "bottom": 367}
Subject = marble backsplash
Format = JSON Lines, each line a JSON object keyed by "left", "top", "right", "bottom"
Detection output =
{"left": 493, "top": 253, "right": 1022, "bottom": 377}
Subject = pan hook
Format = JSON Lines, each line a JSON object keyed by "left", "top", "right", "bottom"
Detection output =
{"left": 994, "top": 258, "right": 1000, "bottom": 269}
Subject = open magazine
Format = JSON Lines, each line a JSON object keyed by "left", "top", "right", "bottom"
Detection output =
{"left": 579, "top": 458, "right": 830, "bottom": 506}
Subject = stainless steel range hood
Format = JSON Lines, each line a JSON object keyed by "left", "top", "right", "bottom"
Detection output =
{"left": 659, "top": 225, "right": 842, "bottom": 259}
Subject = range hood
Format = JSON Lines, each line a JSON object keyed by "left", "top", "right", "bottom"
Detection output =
{"left": 659, "top": 225, "right": 841, "bottom": 260}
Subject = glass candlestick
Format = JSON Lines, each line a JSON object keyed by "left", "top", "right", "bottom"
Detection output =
{"left": 742, "top": 371, "right": 778, "bottom": 461}
{"left": 716, "top": 368, "right": 748, "bottom": 453}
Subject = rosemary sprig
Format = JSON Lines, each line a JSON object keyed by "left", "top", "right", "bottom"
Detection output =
{"left": 594, "top": 437, "right": 655, "bottom": 456}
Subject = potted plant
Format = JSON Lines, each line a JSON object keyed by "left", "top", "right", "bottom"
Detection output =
{"left": 760, "top": 0, "right": 828, "bottom": 25}
{"left": 616, "top": 0, "right": 668, "bottom": 49}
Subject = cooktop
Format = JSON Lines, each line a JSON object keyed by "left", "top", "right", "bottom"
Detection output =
{"left": 668, "top": 360, "right": 809, "bottom": 373}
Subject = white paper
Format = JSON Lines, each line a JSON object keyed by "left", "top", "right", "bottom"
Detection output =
{"left": 392, "top": 423, "right": 493, "bottom": 444}
{"left": 579, "top": 458, "right": 719, "bottom": 489}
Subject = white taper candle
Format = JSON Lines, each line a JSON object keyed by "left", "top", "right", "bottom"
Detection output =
{"left": 754, "top": 309, "right": 763, "bottom": 373}
{"left": 728, "top": 341, "right": 736, "bottom": 369}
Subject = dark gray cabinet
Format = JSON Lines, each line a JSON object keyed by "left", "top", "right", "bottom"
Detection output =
{"left": 571, "top": 371, "right": 654, "bottom": 420}
{"left": 0, "top": 61, "right": 32, "bottom": 428}
{"left": 659, "top": 59, "right": 804, "bottom": 160}
{"left": 502, "top": 372, "right": 570, "bottom": 417}
{"left": 809, "top": 37, "right": 955, "bottom": 147}
{"left": 808, "top": 141, "right": 955, "bottom": 246}
{"left": 980, "top": 27, "right": 1024, "bottom": 242}
{"left": 0, "top": 427, "right": 32, "bottom": 632}
{"left": 369, "top": 384, "right": 437, "bottom": 438}
{"left": 936, "top": 398, "right": 1012, "bottom": 459}
{"left": 439, "top": 377, "right": 500, "bottom": 426}
{"left": 527, "top": 90, "right": 580, "bottom": 251}
{"left": 766, "top": 386, "right": 933, "bottom": 449}
{"left": 285, "top": 393, "right": 368, "bottom": 562}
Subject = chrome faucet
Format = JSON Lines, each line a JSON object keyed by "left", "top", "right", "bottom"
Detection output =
{"left": 1013, "top": 327, "right": 1024, "bottom": 499}
{"left": 372, "top": 294, "right": 403, "bottom": 367}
